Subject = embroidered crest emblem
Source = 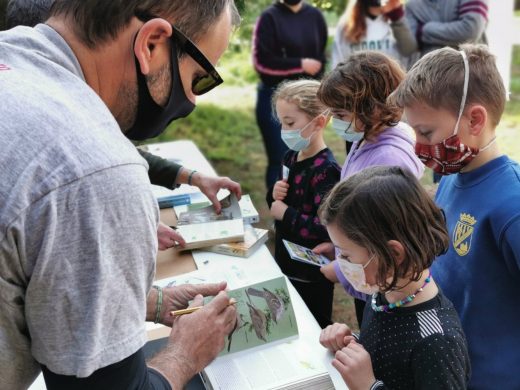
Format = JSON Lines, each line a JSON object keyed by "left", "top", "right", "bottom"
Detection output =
{"left": 453, "top": 213, "right": 477, "bottom": 256}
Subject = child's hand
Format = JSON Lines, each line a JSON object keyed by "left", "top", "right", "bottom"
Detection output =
{"left": 333, "top": 340, "right": 377, "bottom": 390}
{"left": 312, "top": 242, "right": 335, "bottom": 260}
{"left": 273, "top": 180, "right": 289, "bottom": 201}
{"left": 270, "top": 200, "right": 288, "bottom": 221}
{"left": 320, "top": 261, "right": 339, "bottom": 283}
{"left": 319, "top": 323, "right": 355, "bottom": 352}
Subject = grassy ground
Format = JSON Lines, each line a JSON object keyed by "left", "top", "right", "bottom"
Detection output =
{"left": 146, "top": 45, "right": 520, "bottom": 331}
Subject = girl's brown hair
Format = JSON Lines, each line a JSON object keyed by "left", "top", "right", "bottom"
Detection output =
{"left": 317, "top": 51, "right": 404, "bottom": 141}
{"left": 319, "top": 166, "right": 449, "bottom": 291}
{"left": 341, "top": 0, "right": 368, "bottom": 44}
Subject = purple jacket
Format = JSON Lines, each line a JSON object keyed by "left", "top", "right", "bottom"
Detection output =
{"left": 334, "top": 124, "right": 424, "bottom": 300}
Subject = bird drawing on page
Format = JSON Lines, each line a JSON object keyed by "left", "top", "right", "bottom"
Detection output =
{"left": 245, "top": 290, "right": 268, "bottom": 342}
{"left": 246, "top": 287, "right": 285, "bottom": 323}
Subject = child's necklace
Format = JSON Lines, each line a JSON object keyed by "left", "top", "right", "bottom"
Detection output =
{"left": 371, "top": 271, "right": 432, "bottom": 313}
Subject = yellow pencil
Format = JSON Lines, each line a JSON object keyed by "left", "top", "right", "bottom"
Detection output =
{"left": 169, "top": 299, "right": 237, "bottom": 317}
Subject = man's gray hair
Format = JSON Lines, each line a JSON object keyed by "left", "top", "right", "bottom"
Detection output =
{"left": 49, "top": 0, "right": 240, "bottom": 48}
{"left": 6, "top": 0, "right": 54, "bottom": 29}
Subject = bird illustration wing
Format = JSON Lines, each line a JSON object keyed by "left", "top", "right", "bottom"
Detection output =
{"left": 263, "top": 288, "right": 285, "bottom": 323}
{"left": 247, "top": 302, "right": 267, "bottom": 342}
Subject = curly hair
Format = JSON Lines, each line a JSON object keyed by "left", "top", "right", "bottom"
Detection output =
{"left": 317, "top": 51, "right": 404, "bottom": 141}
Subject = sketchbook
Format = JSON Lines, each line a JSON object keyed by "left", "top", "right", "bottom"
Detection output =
{"left": 207, "top": 276, "right": 298, "bottom": 357}
{"left": 201, "top": 277, "right": 334, "bottom": 390}
{"left": 175, "top": 193, "right": 245, "bottom": 250}
{"left": 283, "top": 240, "right": 331, "bottom": 267}
{"left": 202, "top": 225, "right": 269, "bottom": 258}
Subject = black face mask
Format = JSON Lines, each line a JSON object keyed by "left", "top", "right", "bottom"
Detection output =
{"left": 125, "top": 39, "right": 195, "bottom": 141}
{"left": 283, "top": 0, "right": 302, "bottom": 6}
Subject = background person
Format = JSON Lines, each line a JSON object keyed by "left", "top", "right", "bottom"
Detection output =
{"left": 332, "top": 0, "right": 417, "bottom": 69}
{"left": 0, "top": 1, "right": 240, "bottom": 388}
{"left": 253, "top": 0, "right": 328, "bottom": 189}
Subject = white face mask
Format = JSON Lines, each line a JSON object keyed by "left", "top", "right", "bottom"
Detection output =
{"left": 331, "top": 117, "right": 363, "bottom": 143}
{"left": 337, "top": 253, "right": 379, "bottom": 295}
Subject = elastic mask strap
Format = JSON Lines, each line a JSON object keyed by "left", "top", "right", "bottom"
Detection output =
{"left": 362, "top": 253, "right": 376, "bottom": 269}
{"left": 453, "top": 50, "right": 470, "bottom": 136}
{"left": 480, "top": 136, "right": 497, "bottom": 152}
{"left": 300, "top": 110, "right": 329, "bottom": 138}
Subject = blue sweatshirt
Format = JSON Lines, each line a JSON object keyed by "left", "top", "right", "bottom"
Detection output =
{"left": 252, "top": 2, "right": 328, "bottom": 87}
{"left": 432, "top": 155, "right": 520, "bottom": 390}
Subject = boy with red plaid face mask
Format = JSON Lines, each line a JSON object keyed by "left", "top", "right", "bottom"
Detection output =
{"left": 390, "top": 44, "right": 520, "bottom": 390}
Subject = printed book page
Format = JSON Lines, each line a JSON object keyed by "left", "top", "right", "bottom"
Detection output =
{"left": 202, "top": 337, "right": 333, "bottom": 390}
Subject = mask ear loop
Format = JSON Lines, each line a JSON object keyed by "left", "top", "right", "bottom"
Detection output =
{"left": 300, "top": 110, "right": 330, "bottom": 139}
{"left": 453, "top": 50, "right": 470, "bottom": 136}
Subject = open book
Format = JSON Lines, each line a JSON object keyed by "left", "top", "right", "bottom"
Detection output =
{"left": 175, "top": 193, "right": 245, "bottom": 250}
{"left": 208, "top": 276, "right": 298, "bottom": 357}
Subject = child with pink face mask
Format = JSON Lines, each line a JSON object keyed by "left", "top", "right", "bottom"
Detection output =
{"left": 267, "top": 79, "right": 341, "bottom": 328}
{"left": 319, "top": 166, "right": 470, "bottom": 390}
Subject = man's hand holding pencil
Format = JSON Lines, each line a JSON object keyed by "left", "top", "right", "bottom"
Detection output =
{"left": 151, "top": 281, "right": 229, "bottom": 327}
{"left": 148, "top": 290, "right": 238, "bottom": 387}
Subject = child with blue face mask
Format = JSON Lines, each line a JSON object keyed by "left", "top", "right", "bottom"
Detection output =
{"left": 266, "top": 79, "right": 341, "bottom": 328}
{"left": 314, "top": 51, "right": 424, "bottom": 328}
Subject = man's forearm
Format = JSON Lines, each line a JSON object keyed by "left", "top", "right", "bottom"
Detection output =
{"left": 148, "top": 346, "right": 193, "bottom": 389}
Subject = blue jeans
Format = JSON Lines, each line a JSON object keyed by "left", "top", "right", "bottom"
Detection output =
{"left": 256, "top": 83, "right": 288, "bottom": 189}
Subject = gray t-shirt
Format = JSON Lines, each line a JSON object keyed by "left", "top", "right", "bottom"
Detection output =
{"left": 0, "top": 24, "right": 158, "bottom": 389}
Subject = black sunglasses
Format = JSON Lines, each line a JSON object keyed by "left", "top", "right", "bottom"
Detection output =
{"left": 136, "top": 13, "right": 224, "bottom": 96}
{"left": 171, "top": 25, "right": 224, "bottom": 95}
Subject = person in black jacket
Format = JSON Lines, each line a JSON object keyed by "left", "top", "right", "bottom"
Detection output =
{"left": 253, "top": 0, "right": 328, "bottom": 189}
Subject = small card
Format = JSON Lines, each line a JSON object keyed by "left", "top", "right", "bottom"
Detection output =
{"left": 283, "top": 240, "right": 331, "bottom": 267}
{"left": 282, "top": 165, "right": 290, "bottom": 181}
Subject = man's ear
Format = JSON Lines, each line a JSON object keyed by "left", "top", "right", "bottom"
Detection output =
{"left": 387, "top": 240, "right": 405, "bottom": 266}
{"left": 466, "top": 104, "right": 487, "bottom": 137}
{"left": 134, "top": 18, "right": 172, "bottom": 75}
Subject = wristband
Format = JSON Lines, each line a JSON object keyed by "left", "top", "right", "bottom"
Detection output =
{"left": 152, "top": 285, "right": 163, "bottom": 324}
{"left": 187, "top": 169, "right": 197, "bottom": 186}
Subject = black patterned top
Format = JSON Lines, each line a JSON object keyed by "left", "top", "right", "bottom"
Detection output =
{"left": 266, "top": 148, "right": 340, "bottom": 281}
{"left": 361, "top": 289, "right": 471, "bottom": 390}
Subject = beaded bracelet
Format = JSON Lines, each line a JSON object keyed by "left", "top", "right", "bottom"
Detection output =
{"left": 152, "top": 285, "right": 163, "bottom": 324}
{"left": 187, "top": 169, "right": 197, "bottom": 186}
